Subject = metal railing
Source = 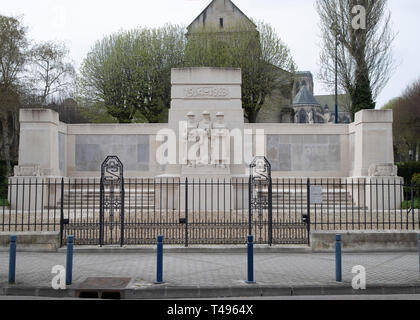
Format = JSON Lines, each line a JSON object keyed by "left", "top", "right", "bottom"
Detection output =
{"left": 1, "top": 177, "right": 419, "bottom": 246}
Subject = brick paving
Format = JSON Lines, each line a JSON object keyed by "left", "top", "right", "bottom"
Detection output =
{"left": 0, "top": 250, "right": 419, "bottom": 290}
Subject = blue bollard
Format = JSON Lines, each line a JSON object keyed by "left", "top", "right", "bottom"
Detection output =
{"left": 335, "top": 234, "right": 342, "bottom": 282}
{"left": 8, "top": 235, "right": 17, "bottom": 284}
{"left": 246, "top": 235, "right": 255, "bottom": 284}
{"left": 156, "top": 235, "right": 163, "bottom": 283}
{"left": 66, "top": 235, "right": 74, "bottom": 285}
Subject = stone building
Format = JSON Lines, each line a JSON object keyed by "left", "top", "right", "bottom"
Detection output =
{"left": 187, "top": 0, "right": 351, "bottom": 124}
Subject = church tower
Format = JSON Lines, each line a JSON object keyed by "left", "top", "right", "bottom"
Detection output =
{"left": 293, "top": 71, "right": 314, "bottom": 97}
{"left": 187, "top": 0, "right": 256, "bottom": 34}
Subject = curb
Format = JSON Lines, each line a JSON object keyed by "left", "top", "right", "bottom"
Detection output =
{"left": 2, "top": 284, "right": 420, "bottom": 299}
{"left": 56, "top": 245, "right": 313, "bottom": 254}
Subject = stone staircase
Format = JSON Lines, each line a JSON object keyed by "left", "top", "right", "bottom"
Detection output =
{"left": 51, "top": 179, "right": 156, "bottom": 210}
{"left": 49, "top": 177, "right": 361, "bottom": 211}
{"left": 270, "top": 178, "right": 362, "bottom": 210}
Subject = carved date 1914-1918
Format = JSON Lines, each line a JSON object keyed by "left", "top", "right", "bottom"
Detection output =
{"left": 185, "top": 87, "right": 229, "bottom": 98}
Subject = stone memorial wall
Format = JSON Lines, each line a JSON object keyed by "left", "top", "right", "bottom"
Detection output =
{"left": 13, "top": 68, "right": 396, "bottom": 180}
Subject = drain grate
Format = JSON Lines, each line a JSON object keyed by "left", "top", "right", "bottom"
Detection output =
{"left": 76, "top": 277, "right": 131, "bottom": 299}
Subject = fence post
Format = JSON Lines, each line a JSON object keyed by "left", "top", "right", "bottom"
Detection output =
{"left": 418, "top": 234, "right": 420, "bottom": 274}
{"left": 66, "top": 235, "right": 74, "bottom": 285}
{"left": 411, "top": 184, "right": 415, "bottom": 230}
{"left": 8, "top": 235, "right": 17, "bottom": 284}
{"left": 156, "top": 235, "right": 163, "bottom": 283}
{"left": 99, "top": 178, "right": 104, "bottom": 247}
{"left": 59, "top": 178, "right": 64, "bottom": 248}
{"left": 248, "top": 175, "right": 252, "bottom": 236}
{"left": 185, "top": 178, "right": 188, "bottom": 248}
{"left": 335, "top": 234, "right": 342, "bottom": 282}
{"left": 306, "top": 178, "right": 311, "bottom": 245}
{"left": 246, "top": 235, "right": 255, "bottom": 284}
{"left": 120, "top": 177, "right": 125, "bottom": 247}
{"left": 268, "top": 177, "right": 273, "bottom": 246}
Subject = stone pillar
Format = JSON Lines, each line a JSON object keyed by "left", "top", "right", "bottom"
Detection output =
{"left": 9, "top": 109, "right": 61, "bottom": 210}
{"left": 16, "top": 108, "right": 61, "bottom": 176}
{"left": 167, "top": 67, "right": 245, "bottom": 176}
{"left": 353, "top": 109, "right": 394, "bottom": 177}
{"left": 351, "top": 110, "right": 403, "bottom": 210}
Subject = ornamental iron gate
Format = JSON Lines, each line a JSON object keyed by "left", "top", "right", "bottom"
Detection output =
{"left": 59, "top": 156, "right": 309, "bottom": 246}
{"left": 249, "top": 156, "right": 273, "bottom": 245}
{"left": 99, "top": 156, "right": 124, "bottom": 246}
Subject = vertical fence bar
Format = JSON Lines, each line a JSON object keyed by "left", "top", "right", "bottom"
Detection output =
{"left": 418, "top": 233, "right": 420, "bottom": 274}
{"left": 1, "top": 180, "right": 5, "bottom": 231}
{"left": 306, "top": 178, "right": 311, "bottom": 245}
{"left": 185, "top": 178, "right": 189, "bottom": 248}
{"left": 47, "top": 178, "right": 51, "bottom": 231}
{"left": 99, "top": 176, "right": 104, "bottom": 247}
{"left": 411, "top": 184, "right": 415, "bottom": 230}
{"left": 121, "top": 176, "right": 125, "bottom": 247}
{"left": 246, "top": 235, "right": 255, "bottom": 284}
{"left": 21, "top": 178, "right": 25, "bottom": 231}
{"left": 66, "top": 235, "right": 74, "bottom": 285}
{"left": 60, "top": 178, "right": 65, "bottom": 248}
{"left": 156, "top": 235, "right": 163, "bottom": 283}
{"left": 335, "top": 234, "right": 342, "bottom": 282}
{"left": 15, "top": 178, "right": 19, "bottom": 231}
{"left": 8, "top": 235, "right": 17, "bottom": 284}
{"left": 268, "top": 177, "right": 272, "bottom": 246}
{"left": 27, "top": 179, "right": 31, "bottom": 231}
{"left": 248, "top": 175, "right": 252, "bottom": 236}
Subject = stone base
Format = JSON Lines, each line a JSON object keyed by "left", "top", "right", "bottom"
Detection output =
{"left": 7, "top": 176, "right": 65, "bottom": 210}
{"left": 181, "top": 164, "right": 231, "bottom": 177}
{"left": 348, "top": 176, "right": 404, "bottom": 210}
{"left": 311, "top": 230, "right": 419, "bottom": 252}
{"left": 0, "top": 231, "right": 60, "bottom": 252}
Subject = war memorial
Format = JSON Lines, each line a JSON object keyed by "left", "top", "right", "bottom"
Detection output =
{"left": 0, "top": 0, "right": 418, "bottom": 252}
{"left": 3, "top": 66, "right": 416, "bottom": 249}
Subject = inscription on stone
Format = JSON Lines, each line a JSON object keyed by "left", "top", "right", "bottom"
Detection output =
{"left": 184, "top": 87, "right": 229, "bottom": 98}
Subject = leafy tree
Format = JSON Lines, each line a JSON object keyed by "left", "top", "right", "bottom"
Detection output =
{"left": 77, "top": 24, "right": 185, "bottom": 123}
{"left": 185, "top": 21, "right": 296, "bottom": 123}
{"left": 393, "top": 79, "right": 420, "bottom": 162}
{"left": 0, "top": 15, "right": 29, "bottom": 177}
{"left": 383, "top": 79, "right": 420, "bottom": 162}
{"left": 316, "top": 0, "right": 396, "bottom": 119}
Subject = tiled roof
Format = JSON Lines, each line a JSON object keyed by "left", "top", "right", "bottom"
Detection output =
{"left": 292, "top": 85, "right": 320, "bottom": 106}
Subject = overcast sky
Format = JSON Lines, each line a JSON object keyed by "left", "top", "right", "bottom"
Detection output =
{"left": 2, "top": 0, "right": 419, "bottom": 108}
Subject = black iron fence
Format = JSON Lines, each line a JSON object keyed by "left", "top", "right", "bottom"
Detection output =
{"left": 0, "top": 177, "right": 419, "bottom": 246}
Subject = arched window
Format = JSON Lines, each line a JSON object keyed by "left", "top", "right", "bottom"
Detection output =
{"left": 299, "top": 109, "right": 307, "bottom": 123}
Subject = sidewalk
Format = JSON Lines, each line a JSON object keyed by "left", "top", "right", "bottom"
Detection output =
{"left": 1, "top": 249, "right": 420, "bottom": 299}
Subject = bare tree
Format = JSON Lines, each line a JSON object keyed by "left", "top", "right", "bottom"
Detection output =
{"left": 29, "top": 41, "right": 75, "bottom": 104}
{"left": 316, "top": 0, "right": 396, "bottom": 118}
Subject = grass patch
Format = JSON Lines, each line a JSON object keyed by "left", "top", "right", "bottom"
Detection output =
{"left": 402, "top": 199, "right": 419, "bottom": 209}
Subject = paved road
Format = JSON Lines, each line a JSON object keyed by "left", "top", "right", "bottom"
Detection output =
{"left": 177, "top": 294, "right": 420, "bottom": 300}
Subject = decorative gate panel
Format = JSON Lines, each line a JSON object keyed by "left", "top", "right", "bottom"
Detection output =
{"left": 99, "top": 156, "right": 124, "bottom": 246}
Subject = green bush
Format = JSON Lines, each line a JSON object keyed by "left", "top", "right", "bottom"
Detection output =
{"left": 402, "top": 199, "right": 419, "bottom": 209}
{"left": 412, "top": 173, "right": 420, "bottom": 197}
{"left": 396, "top": 162, "right": 420, "bottom": 184}
{"left": 0, "top": 160, "right": 17, "bottom": 199}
